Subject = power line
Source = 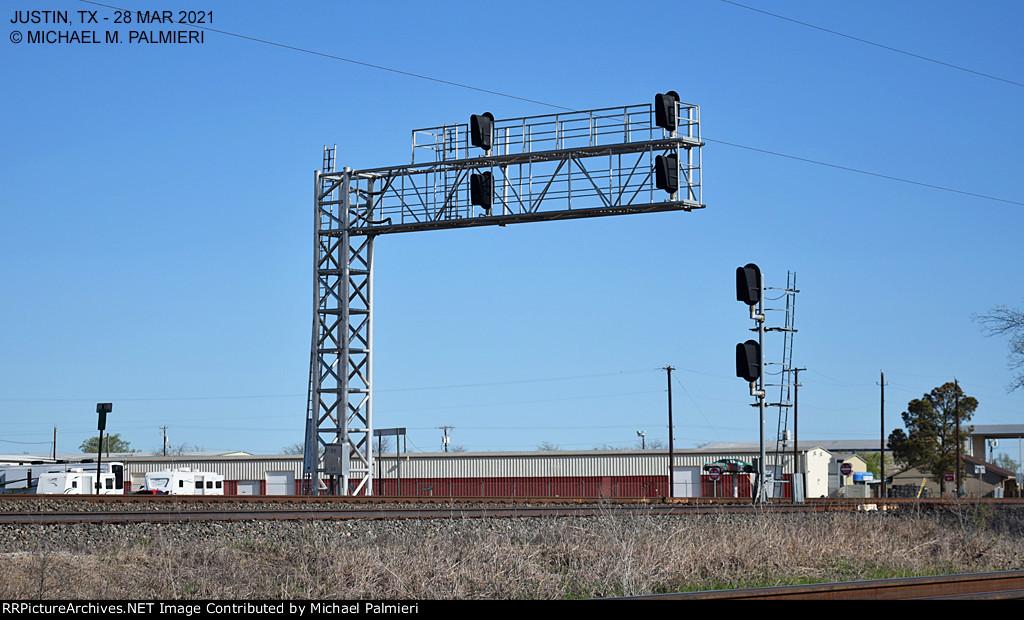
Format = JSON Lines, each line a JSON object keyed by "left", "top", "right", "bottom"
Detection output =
{"left": 0, "top": 394, "right": 301, "bottom": 403}
{"left": 77, "top": 0, "right": 571, "bottom": 111}
{"left": 718, "top": 0, "right": 1024, "bottom": 88}
{"left": 75, "top": 1, "right": 1023, "bottom": 208}
{"left": 378, "top": 368, "right": 658, "bottom": 393}
{"left": 706, "top": 138, "right": 1024, "bottom": 207}
{"left": 0, "top": 438, "right": 52, "bottom": 445}
{"left": 0, "top": 369, "right": 658, "bottom": 404}
{"left": 378, "top": 389, "right": 664, "bottom": 415}
{"left": 674, "top": 377, "right": 725, "bottom": 442}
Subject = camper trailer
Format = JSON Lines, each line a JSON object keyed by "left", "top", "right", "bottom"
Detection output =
{"left": 142, "top": 467, "right": 224, "bottom": 495}
{"left": 0, "top": 462, "right": 125, "bottom": 495}
{"left": 36, "top": 468, "right": 121, "bottom": 494}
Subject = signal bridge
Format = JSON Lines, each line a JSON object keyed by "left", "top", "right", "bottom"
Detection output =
{"left": 307, "top": 93, "right": 704, "bottom": 495}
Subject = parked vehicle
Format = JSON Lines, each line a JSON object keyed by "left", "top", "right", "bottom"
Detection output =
{"left": 703, "top": 459, "right": 754, "bottom": 474}
{"left": 0, "top": 462, "right": 125, "bottom": 494}
{"left": 141, "top": 467, "right": 224, "bottom": 495}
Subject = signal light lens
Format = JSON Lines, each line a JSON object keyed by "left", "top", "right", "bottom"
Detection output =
{"left": 470, "top": 112, "right": 494, "bottom": 151}
{"left": 736, "top": 340, "right": 761, "bottom": 382}
{"left": 471, "top": 171, "right": 493, "bottom": 214}
{"left": 655, "top": 91, "right": 680, "bottom": 132}
{"left": 736, "top": 263, "right": 761, "bottom": 306}
{"left": 655, "top": 154, "right": 678, "bottom": 194}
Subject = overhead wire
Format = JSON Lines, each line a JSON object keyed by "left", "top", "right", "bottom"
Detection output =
{"left": 705, "top": 138, "right": 1024, "bottom": 207}
{"left": 673, "top": 376, "right": 726, "bottom": 442}
{"left": 74, "top": 0, "right": 1024, "bottom": 208}
{"left": 58, "top": 0, "right": 1022, "bottom": 452}
{"left": 718, "top": 0, "right": 1024, "bottom": 89}
{"left": 2, "top": 369, "right": 660, "bottom": 403}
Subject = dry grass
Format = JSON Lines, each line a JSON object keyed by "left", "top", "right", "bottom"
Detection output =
{"left": 2, "top": 503, "right": 1022, "bottom": 599}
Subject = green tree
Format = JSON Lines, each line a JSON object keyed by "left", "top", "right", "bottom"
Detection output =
{"left": 859, "top": 453, "right": 883, "bottom": 479}
{"left": 992, "top": 454, "right": 1020, "bottom": 473}
{"left": 79, "top": 433, "right": 133, "bottom": 455}
{"left": 887, "top": 382, "right": 977, "bottom": 491}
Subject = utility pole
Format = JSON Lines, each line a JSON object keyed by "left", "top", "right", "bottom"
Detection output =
{"left": 792, "top": 367, "right": 805, "bottom": 502}
{"left": 955, "top": 378, "right": 961, "bottom": 497}
{"left": 664, "top": 366, "right": 675, "bottom": 498}
{"left": 439, "top": 426, "right": 454, "bottom": 453}
{"left": 52, "top": 426, "right": 57, "bottom": 460}
{"left": 160, "top": 426, "right": 168, "bottom": 457}
{"left": 879, "top": 371, "right": 888, "bottom": 500}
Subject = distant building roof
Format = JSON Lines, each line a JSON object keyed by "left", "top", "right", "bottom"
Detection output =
{"left": 964, "top": 453, "right": 1015, "bottom": 478}
{"left": 0, "top": 451, "right": 254, "bottom": 464}
{"left": 968, "top": 425, "right": 1024, "bottom": 438}
{"left": 699, "top": 440, "right": 881, "bottom": 454}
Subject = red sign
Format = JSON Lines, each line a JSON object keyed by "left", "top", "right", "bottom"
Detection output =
{"left": 708, "top": 466, "right": 722, "bottom": 481}
{"left": 840, "top": 463, "right": 852, "bottom": 476}
{"left": 944, "top": 472, "right": 955, "bottom": 482}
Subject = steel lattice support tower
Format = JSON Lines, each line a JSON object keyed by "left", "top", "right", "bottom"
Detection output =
{"left": 308, "top": 163, "right": 376, "bottom": 496}
{"left": 765, "top": 271, "right": 798, "bottom": 490}
{"left": 305, "top": 97, "right": 704, "bottom": 495}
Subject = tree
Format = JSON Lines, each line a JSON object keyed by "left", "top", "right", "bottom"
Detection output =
{"left": 169, "top": 442, "right": 204, "bottom": 456}
{"left": 992, "top": 454, "right": 1020, "bottom": 473}
{"left": 973, "top": 304, "right": 1024, "bottom": 391}
{"left": 887, "top": 382, "right": 977, "bottom": 491}
{"left": 858, "top": 453, "right": 883, "bottom": 480}
{"left": 79, "top": 433, "right": 133, "bottom": 455}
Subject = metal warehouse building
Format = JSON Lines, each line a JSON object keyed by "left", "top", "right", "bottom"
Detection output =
{"left": 9, "top": 431, "right": 1018, "bottom": 499}
{"left": 20, "top": 445, "right": 845, "bottom": 499}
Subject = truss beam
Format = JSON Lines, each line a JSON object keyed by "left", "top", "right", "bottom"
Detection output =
{"left": 306, "top": 99, "right": 703, "bottom": 495}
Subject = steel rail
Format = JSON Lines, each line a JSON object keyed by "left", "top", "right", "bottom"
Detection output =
{"left": 617, "top": 571, "right": 1024, "bottom": 600}
{"left": 0, "top": 503, "right": 814, "bottom": 525}
{"left": 5, "top": 495, "right": 1022, "bottom": 524}
{"left": 3, "top": 495, "right": 1023, "bottom": 510}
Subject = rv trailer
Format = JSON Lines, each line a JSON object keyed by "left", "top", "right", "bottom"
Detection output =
{"left": 0, "top": 462, "right": 125, "bottom": 495}
{"left": 142, "top": 467, "right": 224, "bottom": 495}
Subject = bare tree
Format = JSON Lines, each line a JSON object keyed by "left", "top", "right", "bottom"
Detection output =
{"left": 973, "top": 305, "right": 1024, "bottom": 391}
{"left": 169, "top": 442, "right": 204, "bottom": 456}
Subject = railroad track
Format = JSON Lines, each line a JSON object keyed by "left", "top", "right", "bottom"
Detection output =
{"left": 0, "top": 502, "right": 822, "bottom": 524}
{"left": 4, "top": 494, "right": 1021, "bottom": 507}
{"left": 621, "top": 571, "right": 1024, "bottom": 600}
{"left": 1, "top": 496, "right": 1021, "bottom": 524}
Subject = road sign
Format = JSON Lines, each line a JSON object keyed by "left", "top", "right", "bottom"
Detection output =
{"left": 944, "top": 472, "right": 955, "bottom": 482}
{"left": 708, "top": 466, "right": 722, "bottom": 481}
{"left": 840, "top": 462, "right": 852, "bottom": 476}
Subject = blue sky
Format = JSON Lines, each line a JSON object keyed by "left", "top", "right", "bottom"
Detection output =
{"left": 3, "top": 1, "right": 1023, "bottom": 462}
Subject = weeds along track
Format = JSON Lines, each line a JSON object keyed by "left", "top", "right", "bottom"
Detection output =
{"left": 1, "top": 502, "right": 1023, "bottom": 599}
